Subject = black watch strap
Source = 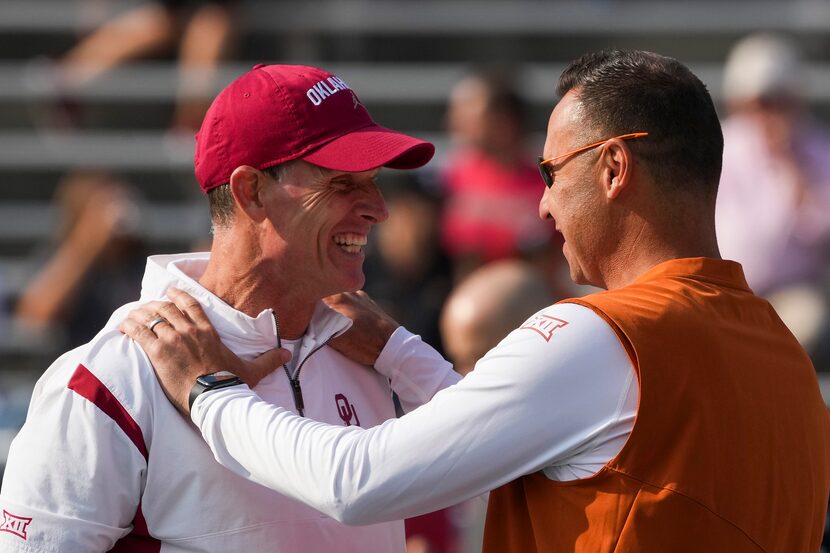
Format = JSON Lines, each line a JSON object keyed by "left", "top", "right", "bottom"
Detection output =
{"left": 188, "top": 371, "right": 243, "bottom": 411}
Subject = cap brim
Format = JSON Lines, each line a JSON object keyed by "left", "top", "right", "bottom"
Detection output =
{"left": 302, "top": 125, "right": 435, "bottom": 172}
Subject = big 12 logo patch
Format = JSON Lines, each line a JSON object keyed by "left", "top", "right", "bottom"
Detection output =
{"left": 1, "top": 509, "right": 33, "bottom": 540}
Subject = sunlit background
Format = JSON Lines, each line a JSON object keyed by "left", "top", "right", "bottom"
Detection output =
{"left": 1, "top": 1, "right": 829, "bottom": 550}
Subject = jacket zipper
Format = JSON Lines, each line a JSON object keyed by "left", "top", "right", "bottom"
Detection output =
{"left": 273, "top": 311, "right": 344, "bottom": 418}
{"left": 288, "top": 377, "right": 305, "bottom": 417}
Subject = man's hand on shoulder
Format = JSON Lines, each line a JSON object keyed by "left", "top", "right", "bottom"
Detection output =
{"left": 324, "top": 291, "right": 400, "bottom": 366}
{"left": 119, "top": 288, "right": 290, "bottom": 416}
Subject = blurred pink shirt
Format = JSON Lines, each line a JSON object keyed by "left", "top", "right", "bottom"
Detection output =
{"left": 441, "top": 149, "right": 552, "bottom": 261}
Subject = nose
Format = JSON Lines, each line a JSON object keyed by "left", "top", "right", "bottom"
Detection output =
{"left": 538, "top": 188, "right": 553, "bottom": 220}
{"left": 359, "top": 182, "right": 389, "bottom": 224}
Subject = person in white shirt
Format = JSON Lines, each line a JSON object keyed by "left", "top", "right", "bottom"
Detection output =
{"left": 0, "top": 63, "right": 452, "bottom": 553}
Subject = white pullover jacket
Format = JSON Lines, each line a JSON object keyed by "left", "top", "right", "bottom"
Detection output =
{"left": 0, "top": 253, "right": 459, "bottom": 553}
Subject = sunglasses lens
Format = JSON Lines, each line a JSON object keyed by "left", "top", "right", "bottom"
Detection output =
{"left": 537, "top": 158, "right": 553, "bottom": 188}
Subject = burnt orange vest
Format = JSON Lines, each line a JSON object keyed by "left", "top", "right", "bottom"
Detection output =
{"left": 483, "top": 258, "right": 830, "bottom": 552}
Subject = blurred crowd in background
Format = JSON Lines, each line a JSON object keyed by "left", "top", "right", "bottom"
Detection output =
{"left": 1, "top": 1, "right": 830, "bottom": 551}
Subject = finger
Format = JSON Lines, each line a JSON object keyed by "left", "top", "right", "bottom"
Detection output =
{"left": 167, "top": 288, "right": 212, "bottom": 328}
{"left": 323, "top": 293, "right": 346, "bottom": 308}
{"left": 241, "top": 348, "right": 291, "bottom": 387}
{"left": 119, "top": 317, "right": 158, "bottom": 350}
{"left": 275, "top": 347, "right": 292, "bottom": 365}
{"left": 126, "top": 303, "right": 168, "bottom": 326}
{"left": 153, "top": 300, "right": 194, "bottom": 330}
{"left": 355, "top": 289, "right": 380, "bottom": 308}
{"left": 125, "top": 301, "right": 180, "bottom": 336}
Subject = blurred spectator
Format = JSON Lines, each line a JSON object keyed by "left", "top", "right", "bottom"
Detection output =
{"left": 404, "top": 510, "right": 455, "bottom": 553}
{"left": 55, "top": 0, "right": 236, "bottom": 129}
{"left": 716, "top": 33, "right": 830, "bottom": 359}
{"left": 441, "top": 259, "right": 551, "bottom": 376}
{"left": 438, "top": 260, "right": 551, "bottom": 552}
{"left": 14, "top": 171, "right": 148, "bottom": 350}
{"left": 363, "top": 174, "right": 452, "bottom": 354}
{"left": 0, "top": 260, "right": 10, "bottom": 339}
{"left": 0, "top": 375, "right": 35, "bottom": 480}
{"left": 363, "top": 174, "right": 454, "bottom": 552}
{"left": 441, "top": 68, "right": 555, "bottom": 281}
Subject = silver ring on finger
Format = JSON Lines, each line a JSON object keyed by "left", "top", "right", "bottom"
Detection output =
{"left": 148, "top": 317, "right": 167, "bottom": 333}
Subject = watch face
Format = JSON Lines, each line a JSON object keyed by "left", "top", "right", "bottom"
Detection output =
{"left": 212, "top": 370, "right": 238, "bottom": 380}
{"left": 190, "top": 371, "right": 242, "bottom": 410}
{"left": 198, "top": 371, "right": 239, "bottom": 386}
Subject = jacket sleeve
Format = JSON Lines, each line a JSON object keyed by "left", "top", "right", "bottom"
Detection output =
{"left": 191, "top": 303, "right": 637, "bottom": 525}
{"left": 373, "top": 327, "right": 462, "bottom": 413}
{"left": 0, "top": 339, "right": 149, "bottom": 552}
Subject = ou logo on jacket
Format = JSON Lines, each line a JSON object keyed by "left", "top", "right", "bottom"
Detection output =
{"left": 335, "top": 394, "right": 361, "bottom": 426}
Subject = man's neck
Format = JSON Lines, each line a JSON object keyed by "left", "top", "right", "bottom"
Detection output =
{"left": 600, "top": 211, "right": 721, "bottom": 291}
{"left": 198, "top": 247, "right": 317, "bottom": 340}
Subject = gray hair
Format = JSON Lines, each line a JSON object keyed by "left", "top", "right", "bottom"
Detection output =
{"left": 207, "top": 162, "right": 294, "bottom": 231}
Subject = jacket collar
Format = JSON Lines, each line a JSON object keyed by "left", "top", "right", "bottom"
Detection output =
{"left": 139, "top": 253, "right": 352, "bottom": 359}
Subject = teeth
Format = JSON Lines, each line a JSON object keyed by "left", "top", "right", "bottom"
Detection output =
{"left": 333, "top": 233, "right": 367, "bottom": 247}
{"left": 333, "top": 233, "right": 367, "bottom": 253}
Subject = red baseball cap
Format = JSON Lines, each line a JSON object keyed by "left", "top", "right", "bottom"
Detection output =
{"left": 194, "top": 64, "right": 435, "bottom": 193}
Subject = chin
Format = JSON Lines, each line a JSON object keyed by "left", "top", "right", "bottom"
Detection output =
{"left": 569, "top": 266, "right": 604, "bottom": 289}
{"left": 567, "top": 263, "right": 589, "bottom": 286}
{"left": 336, "top": 273, "right": 366, "bottom": 294}
{"left": 569, "top": 271, "right": 586, "bottom": 286}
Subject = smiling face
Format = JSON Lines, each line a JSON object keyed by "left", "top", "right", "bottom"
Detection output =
{"left": 259, "top": 160, "right": 388, "bottom": 301}
{"left": 538, "top": 91, "right": 610, "bottom": 287}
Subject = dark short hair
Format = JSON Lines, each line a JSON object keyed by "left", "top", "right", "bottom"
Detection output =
{"left": 557, "top": 49, "right": 723, "bottom": 196}
{"left": 207, "top": 164, "right": 289, "bottom": 229}
{"left": 476, "top": 67, "right": 526, "bottom": 127}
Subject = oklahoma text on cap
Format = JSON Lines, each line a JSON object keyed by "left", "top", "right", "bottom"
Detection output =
{"left": 194, "top": 64, "right": 436, "bottom": 193}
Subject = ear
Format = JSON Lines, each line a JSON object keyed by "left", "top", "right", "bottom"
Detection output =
{"left": 229, "top": 166, "right": 268, "bottom": 223}
{"left": 599, "top": 139, "right": 632, "bottom": 200}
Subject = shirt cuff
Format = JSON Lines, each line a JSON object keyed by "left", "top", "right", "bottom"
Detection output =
{"left": 191, "top": 383, "right": 254, "bottom": 427}
{"left": 374, "top": 326, "right": 415, "bottom": 380}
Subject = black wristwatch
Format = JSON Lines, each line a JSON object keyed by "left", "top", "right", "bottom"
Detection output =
{"left": 188, "top": 371, "right": 243, "bottom": 410}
